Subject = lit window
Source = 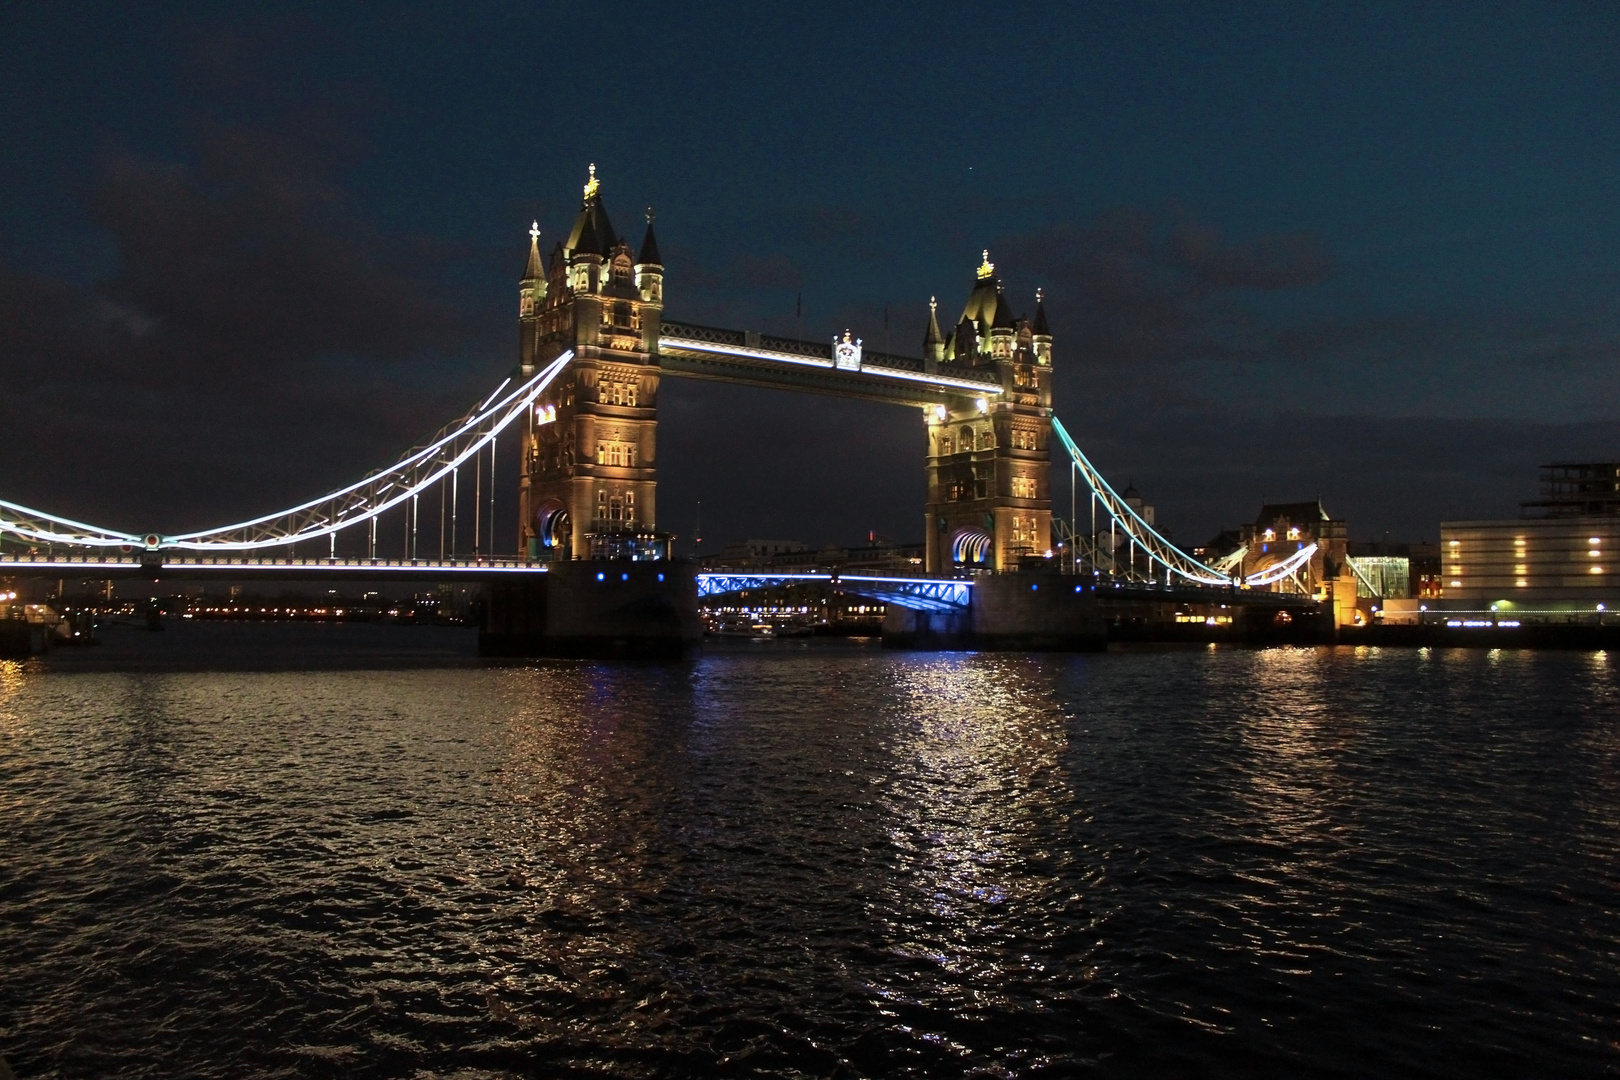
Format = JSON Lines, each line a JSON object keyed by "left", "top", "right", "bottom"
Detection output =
{"left": 1449, "top": 540, "right": 1460, "bottom": 547}
{"left": 1591, "top": 538, "right": 1602, "bottom": 546}
{"left": 1450, "top": 580, "right": 1461, "bottom": 588}
{"left": 1516, "top": 580, "right": 1527, "bottom": 587}
{"left": 1287, "top": 527, "right": 1300, "bottom": 540}
{"left": 1263, "top": 529, "right": 1276, "bottom": 541}
{"left": 1592, "top": 566, "right": 1604, "bottom": 575}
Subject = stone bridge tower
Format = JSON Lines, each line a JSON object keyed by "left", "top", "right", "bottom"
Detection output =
{"left": 923, "top": 252, "right": 1053, "bottom": 573}
{"left": 517, "top": 166, "right": 665, "bottom": 560}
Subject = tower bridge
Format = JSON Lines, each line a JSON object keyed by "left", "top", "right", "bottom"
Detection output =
{"left": 1, "top": 165, "right": 1322, "bottom": 654}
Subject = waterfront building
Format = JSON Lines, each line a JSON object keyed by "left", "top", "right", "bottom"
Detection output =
{"left": 1347, "top": 554, "right": 1411, "bottom": 599}
{"left": 1440, "top": 462, "right": 1620, "bottom": 612}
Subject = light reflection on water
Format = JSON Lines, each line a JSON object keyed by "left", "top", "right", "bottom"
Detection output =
{"left": 1, "top": 637, "right": 1618, "bottom": 1078}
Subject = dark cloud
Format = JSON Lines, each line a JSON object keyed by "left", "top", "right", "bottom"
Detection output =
{"left": 0, "top": 122, "right": 488, "bottom": 533}
{"left": 1170, "top": 221, "right": 1336, "bottom": 291}
{"left": 996, "top": 209, "right": 1337, "bottom": 374}
{"left": 732, "top": 252, "right": 802, "bottom": 292}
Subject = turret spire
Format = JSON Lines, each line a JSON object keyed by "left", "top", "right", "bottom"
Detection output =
{"left": 638, "top": 206, "right": 662, "bottom": 265}
{"left": 583, "top": 162, "right": 600, "bottom": 200}
{"left": 1032, "top": 287, "right": 1050, "bottom": 336}
{"left": 523, "top": 222, "right": 543, "bottom": 279}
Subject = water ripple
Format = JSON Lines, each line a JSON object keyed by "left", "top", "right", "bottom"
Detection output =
{"left": 1, "top": 643, "right": 1618, "bottom": 1077}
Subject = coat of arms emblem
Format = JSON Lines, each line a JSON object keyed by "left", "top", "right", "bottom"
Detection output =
{"left": 833, "top": 329, "right": 862, "bottom": 371}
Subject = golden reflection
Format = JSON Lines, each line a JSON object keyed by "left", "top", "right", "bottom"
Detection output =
{"left": 480, "top": 664, "right": 692, "bottom": 1033}
{"left": 0, "top": 659, "right": 28, "bottom": 734}
{"left": 874, "top": 655, "right": 1076, "bottom": 980}
{"left": 1232, "top": 648, "right": 1355, "bottom": 864}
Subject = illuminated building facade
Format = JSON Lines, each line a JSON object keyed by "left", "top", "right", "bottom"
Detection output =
{"left": 1439, "top": 518, "right": 1620, "bottom": 605}
{"left": 921, "top": 254, "right": 1054, "bottom": 573}
{"left": 517, "top": 171, "right": 1054, "bottom": 571}
{"left": 1239, "top": 501, "right": 1348, "bottom": 594}
{"left": 518, "top": 167, "right": 665, "bottom": 560}
{"left": 1441, "top": 463, "right": 1620, "bottom": 608}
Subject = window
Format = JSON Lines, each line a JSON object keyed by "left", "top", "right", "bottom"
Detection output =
{"left": 1011, "top": 476, "right": 1037, "bottom": 499}
{"left": 1012, "top": 516, "right": 1037, "bottom": 544}
{"left": 960, "top": 426, "right": 975, "bottom": 451}
{"left": 1014, "top": 366, "right": 1034, "bottom": 388}
{"left": 1011, "top": 428, "right": 1038, "bottom": 451}
{"left": 596, "top": 441, "right": 638, "bottom": 467}
{"left": 601, "top": 379, "right": 638, "bottom": 407}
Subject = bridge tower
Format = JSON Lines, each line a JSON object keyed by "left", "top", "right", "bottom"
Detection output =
{"left": 923, "top": 252, "right": 1053, "bottom": 573}
{"left": 517, "top": 166, "right": 665, "bottom": 560}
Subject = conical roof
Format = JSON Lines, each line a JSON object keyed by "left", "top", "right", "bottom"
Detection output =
{"left": 958, "top": 249, "right": 1002, "bottom": 329}
{"left": 991, "top": 288, "right": 1018, "bottom": 330}
{"left": 638, "top": 212, "right": 662, "bottom": 265}
{"left": 522, "top": 222, "right": 543, "bottom": 279}
{"left": 565, "top": 165, "right": 617, "bottom": 258}
{"left": 1032, "top": 288, "right": 1050, "bottom": 335}
{"left": 923, "top": 296, "right": 943, "bottom": 347}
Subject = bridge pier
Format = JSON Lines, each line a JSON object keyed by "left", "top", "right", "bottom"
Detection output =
{"left": 882, "top": 572, "right": 1106, "bottom": 651}
{"left": 479, "top": 561, "right": 701, "bottom": 659}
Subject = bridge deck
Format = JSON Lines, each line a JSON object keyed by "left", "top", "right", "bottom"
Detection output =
{"left": 0, "top": 554, "right": 553, "bottom": 581}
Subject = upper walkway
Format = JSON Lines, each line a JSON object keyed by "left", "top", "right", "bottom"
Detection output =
{"left": 657, "top": 320, "right": 1003, "bottom": 407}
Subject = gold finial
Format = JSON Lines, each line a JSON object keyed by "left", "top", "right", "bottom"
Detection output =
{"left": 929, "top": 295, "right": 937, "bottom": 312}
{"left": 1036, "top": 287, "right": 1044, "bottom": 303}
{"left": 583, "top": 163, "right": 599, "bottom": 199}
{"left": 646, "top": 206, "right": 655, "bottom": 223}
{"left": 976, "top": 249, "right": 994, "bottom": 280}
{"left": 529, "top": 221, "right": 540, "bottom": 243}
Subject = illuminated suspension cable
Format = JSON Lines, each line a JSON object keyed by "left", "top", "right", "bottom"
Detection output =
{"left": 1050, "top": 416, "right": 1232, "bottom": 585}
{"left": 1243, "top": 543, "right": 1318, "bottom": 587}
{"left": 157, "top": 353, "right": 572, "bottom": 550}
{"left": 0, "top": 499, "right": 143, "bottom": 549}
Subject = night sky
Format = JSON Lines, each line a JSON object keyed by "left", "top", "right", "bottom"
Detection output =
{"left": 2, "top": 2, "right": 1616, "bottom": 552}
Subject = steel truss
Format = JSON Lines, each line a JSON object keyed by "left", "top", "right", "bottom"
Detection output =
{"left": 0, "top": 501, "right": 142, "bottom": 549}
{"left": 697, "top": 572, "right": 972, "bottom": 612}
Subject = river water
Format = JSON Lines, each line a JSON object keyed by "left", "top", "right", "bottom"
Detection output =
{"left": 2, "top": 625, "right": 1618, "bottom": 1078}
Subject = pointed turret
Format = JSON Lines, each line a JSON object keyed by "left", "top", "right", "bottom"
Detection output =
{"left": 638, "top": 208, "right": 662, "bottom": 266}
{"left": 518, "top": 221, "right": 547, "bottom": 326}
{"left": 991, "top": 287, "right": 1018, "bottom": 330}
{"left": 565, "top": 163, "right": 618, "bottom": 259}
{"left": 634, "top": 207, "right": 664, "bottom": 307}
{"left": 923, "top": 295, "right": 945, "bottom": 366}
{"left": 1031, "top": 287, "right": 1052, "bottom": 366}
{"left": 957, "top": 250, "right": 1001, "bottom": 327}
{"left": 523, "top": 221, "right": 544, "bottom": 280}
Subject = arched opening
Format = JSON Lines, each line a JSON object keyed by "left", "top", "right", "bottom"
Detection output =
{"left": 951, "top": 529, "right": 993, "bottom": 565}
{"left": 535, "top": 500, "right": 571, "bottom": 561}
